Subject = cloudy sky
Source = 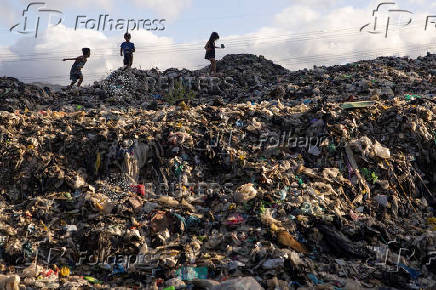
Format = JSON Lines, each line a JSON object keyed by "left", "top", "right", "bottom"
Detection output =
{"left": 0, "top": 0, "right": 435, "bottom": 85}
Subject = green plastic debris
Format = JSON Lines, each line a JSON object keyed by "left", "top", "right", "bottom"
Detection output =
{"left": 76, "top": 105, "right": 83, "bottom": 110}
{"left": 259, "top": 202, "right": 266, "bottom": 214}
{"left": 328, "top": 142, "right": 336, "bottom": 153}
{"left": 370, "top": 172, "right": 378, "bottom": 184}
{"left": 362, "top": 168, "right": 370, "bottom": 179}
{"left": 84, "top": 276, "right": 102, "bottom": 284}
{"left": 341, "top": 101, "right": 376, "bottom": 110}
{"left": 164, "top": 287, "right": 176, "bottom": 290}
{"left": 362, "top": 168, "right": 378, "bottom": 184}
{"left": 404, "top": 94, "right": 422, "bottom": 101}
{"left": 295, "top": 175, "right": 304, "bottom": 186}
{"left": 175, "top": 266, "right": 208, "bottom": 281}
{"left": 174, "top": 162, "right": 184, "bottom": 177}
{"left": 0, "top": 88, "right": 11, "bottom": 97}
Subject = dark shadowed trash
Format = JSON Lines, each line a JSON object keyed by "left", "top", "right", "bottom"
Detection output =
{"left": 318, "top": 225, "right": 373, "bottom": 258}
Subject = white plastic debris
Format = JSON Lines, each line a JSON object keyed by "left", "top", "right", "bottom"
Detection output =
{"left": 234, "top": 183, "right": 257, "bottom": 203}
{"left": 373, "top": 142, "right": 391, "bottom": 159}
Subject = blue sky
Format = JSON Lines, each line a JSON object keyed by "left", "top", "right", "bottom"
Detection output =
{"left": 0, "top": 0, "right": 435, "bottom": 84}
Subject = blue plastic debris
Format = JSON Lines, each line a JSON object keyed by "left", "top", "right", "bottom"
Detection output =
{"left": 290, "top": 281, "right": 302, "bottom": 287}
{"left": 399, "top": 263, "right": 420, "bottom": 280}
{"left": 173, "top": 213, "right": 186, "bottom": 227}
{"left": 112, "top": 264, "right": 126, "bottom": 275}
{"left": 236, "top": 120, "right": 244, "bottom": 127}
{"left": 308, "top": 273, "right": 323, "bottom": 285}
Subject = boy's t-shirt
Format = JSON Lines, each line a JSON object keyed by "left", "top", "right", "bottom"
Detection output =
{"left": 121, "top": 42, "right": 135, "bottom": 55}
{"left": 71, "top": 56, "right": 87, "bottom": 72}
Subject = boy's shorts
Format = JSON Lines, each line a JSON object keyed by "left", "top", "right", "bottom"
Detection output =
{"left": 123, "top": 53, "right": 133, "bottom": 66}
{"left": 70, "top": 70, "right": 83, "bottom": 82}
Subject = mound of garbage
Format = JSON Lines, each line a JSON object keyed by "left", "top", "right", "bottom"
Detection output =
{"left": 1, "top": 53, "right": 435, "bottom": 111}
{"left": 0, "top": 53, "right": 435, "bottom": 289}
{"left": 0, "top": 77, "right": 54, "bottom": 112}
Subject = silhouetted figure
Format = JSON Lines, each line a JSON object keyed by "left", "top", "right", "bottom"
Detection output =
{"left": 205, "top": 32, "right": 220, "bottom": 75}
{"left": 121, "top": 32, "right": 135, "bottom": 69}
{"left": 63, "top": 48, "right": 91, "bottom": 88}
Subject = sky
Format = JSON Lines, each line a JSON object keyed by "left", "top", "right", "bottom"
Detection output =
{"left": 0, "top": 0, "right": 435, "bottom": 85}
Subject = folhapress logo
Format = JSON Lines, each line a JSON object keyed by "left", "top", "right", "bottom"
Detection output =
{"left": 9, "top": 2, "right": 63, "bottom": 38}
{"left": 10, "top": 2, "right": 166, "bottom": 38}
{"left": 74, "top": 15, "right": 166, "bottom": 32}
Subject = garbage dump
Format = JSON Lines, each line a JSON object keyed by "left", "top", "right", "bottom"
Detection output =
{"left": 0, "top": 53, "right": 435, "bottom": 289}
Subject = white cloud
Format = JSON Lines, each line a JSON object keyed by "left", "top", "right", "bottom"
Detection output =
{"left": 287, "top": 0, "right": 338, "bottom": 9}
{"left": 42, "top": 0, "right": 192, "bottom": 19}
{"left": 275, "top": 6, "right": 320, "bottom": 29}
{"left": 0, "top": 1, "right": 16, "bottom": 26}
{"left": 132, "top": 0, "right": 192, "bottom": 20}
{"left": 0, "top": 24, "right": 202, "bottom": 85}
{"left": 218, "top": 2, "right": 436, "bottom": 70}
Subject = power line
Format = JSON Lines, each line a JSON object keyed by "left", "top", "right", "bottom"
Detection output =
{"left": 0, "top": 23, "right": 424, "bottom": 58}
{"left": 0, "top": 26, "right": 361, "bottom": 56}
{"left": 1, "top": 30, "right": 426, "bottom": 63}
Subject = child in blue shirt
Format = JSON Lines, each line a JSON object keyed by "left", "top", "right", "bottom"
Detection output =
{"left": 120, "top": 32, "right": 135, "bottom": 69}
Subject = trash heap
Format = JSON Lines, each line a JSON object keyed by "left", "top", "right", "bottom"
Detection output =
{"left": 0, "top": 77, "right": 54, "bottom": 112}
{"left": 95, "top": 54, "right": 289, "bottom": 104}
{"left": 1, "top": 53, "right": 435, "bottom": 111}
{"left": 0, "top": 53, "right": 435, "bottom": 289}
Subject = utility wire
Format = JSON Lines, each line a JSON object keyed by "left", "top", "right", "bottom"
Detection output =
{"left": 0, "top": 23, "right": 424, "bottom": 58}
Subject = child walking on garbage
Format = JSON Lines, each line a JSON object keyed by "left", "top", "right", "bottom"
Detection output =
{"left": 121, "top": 32, "right": 135, "bottom": 69}
{"left": 63, "top": 48, "right": 91, "bottom": 88}
{"left": 205, "top": 32, "right": 220, "bottom": 75}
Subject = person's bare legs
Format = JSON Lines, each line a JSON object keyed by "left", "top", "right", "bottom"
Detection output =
{"left": 77, "top": 76, "right": 83, "bottom": 87}
{"left": 123, "top": 55, "right": 133, "bottom": 70}
{"left": 210, "top": 58, "right": 216, "bottom": 75}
